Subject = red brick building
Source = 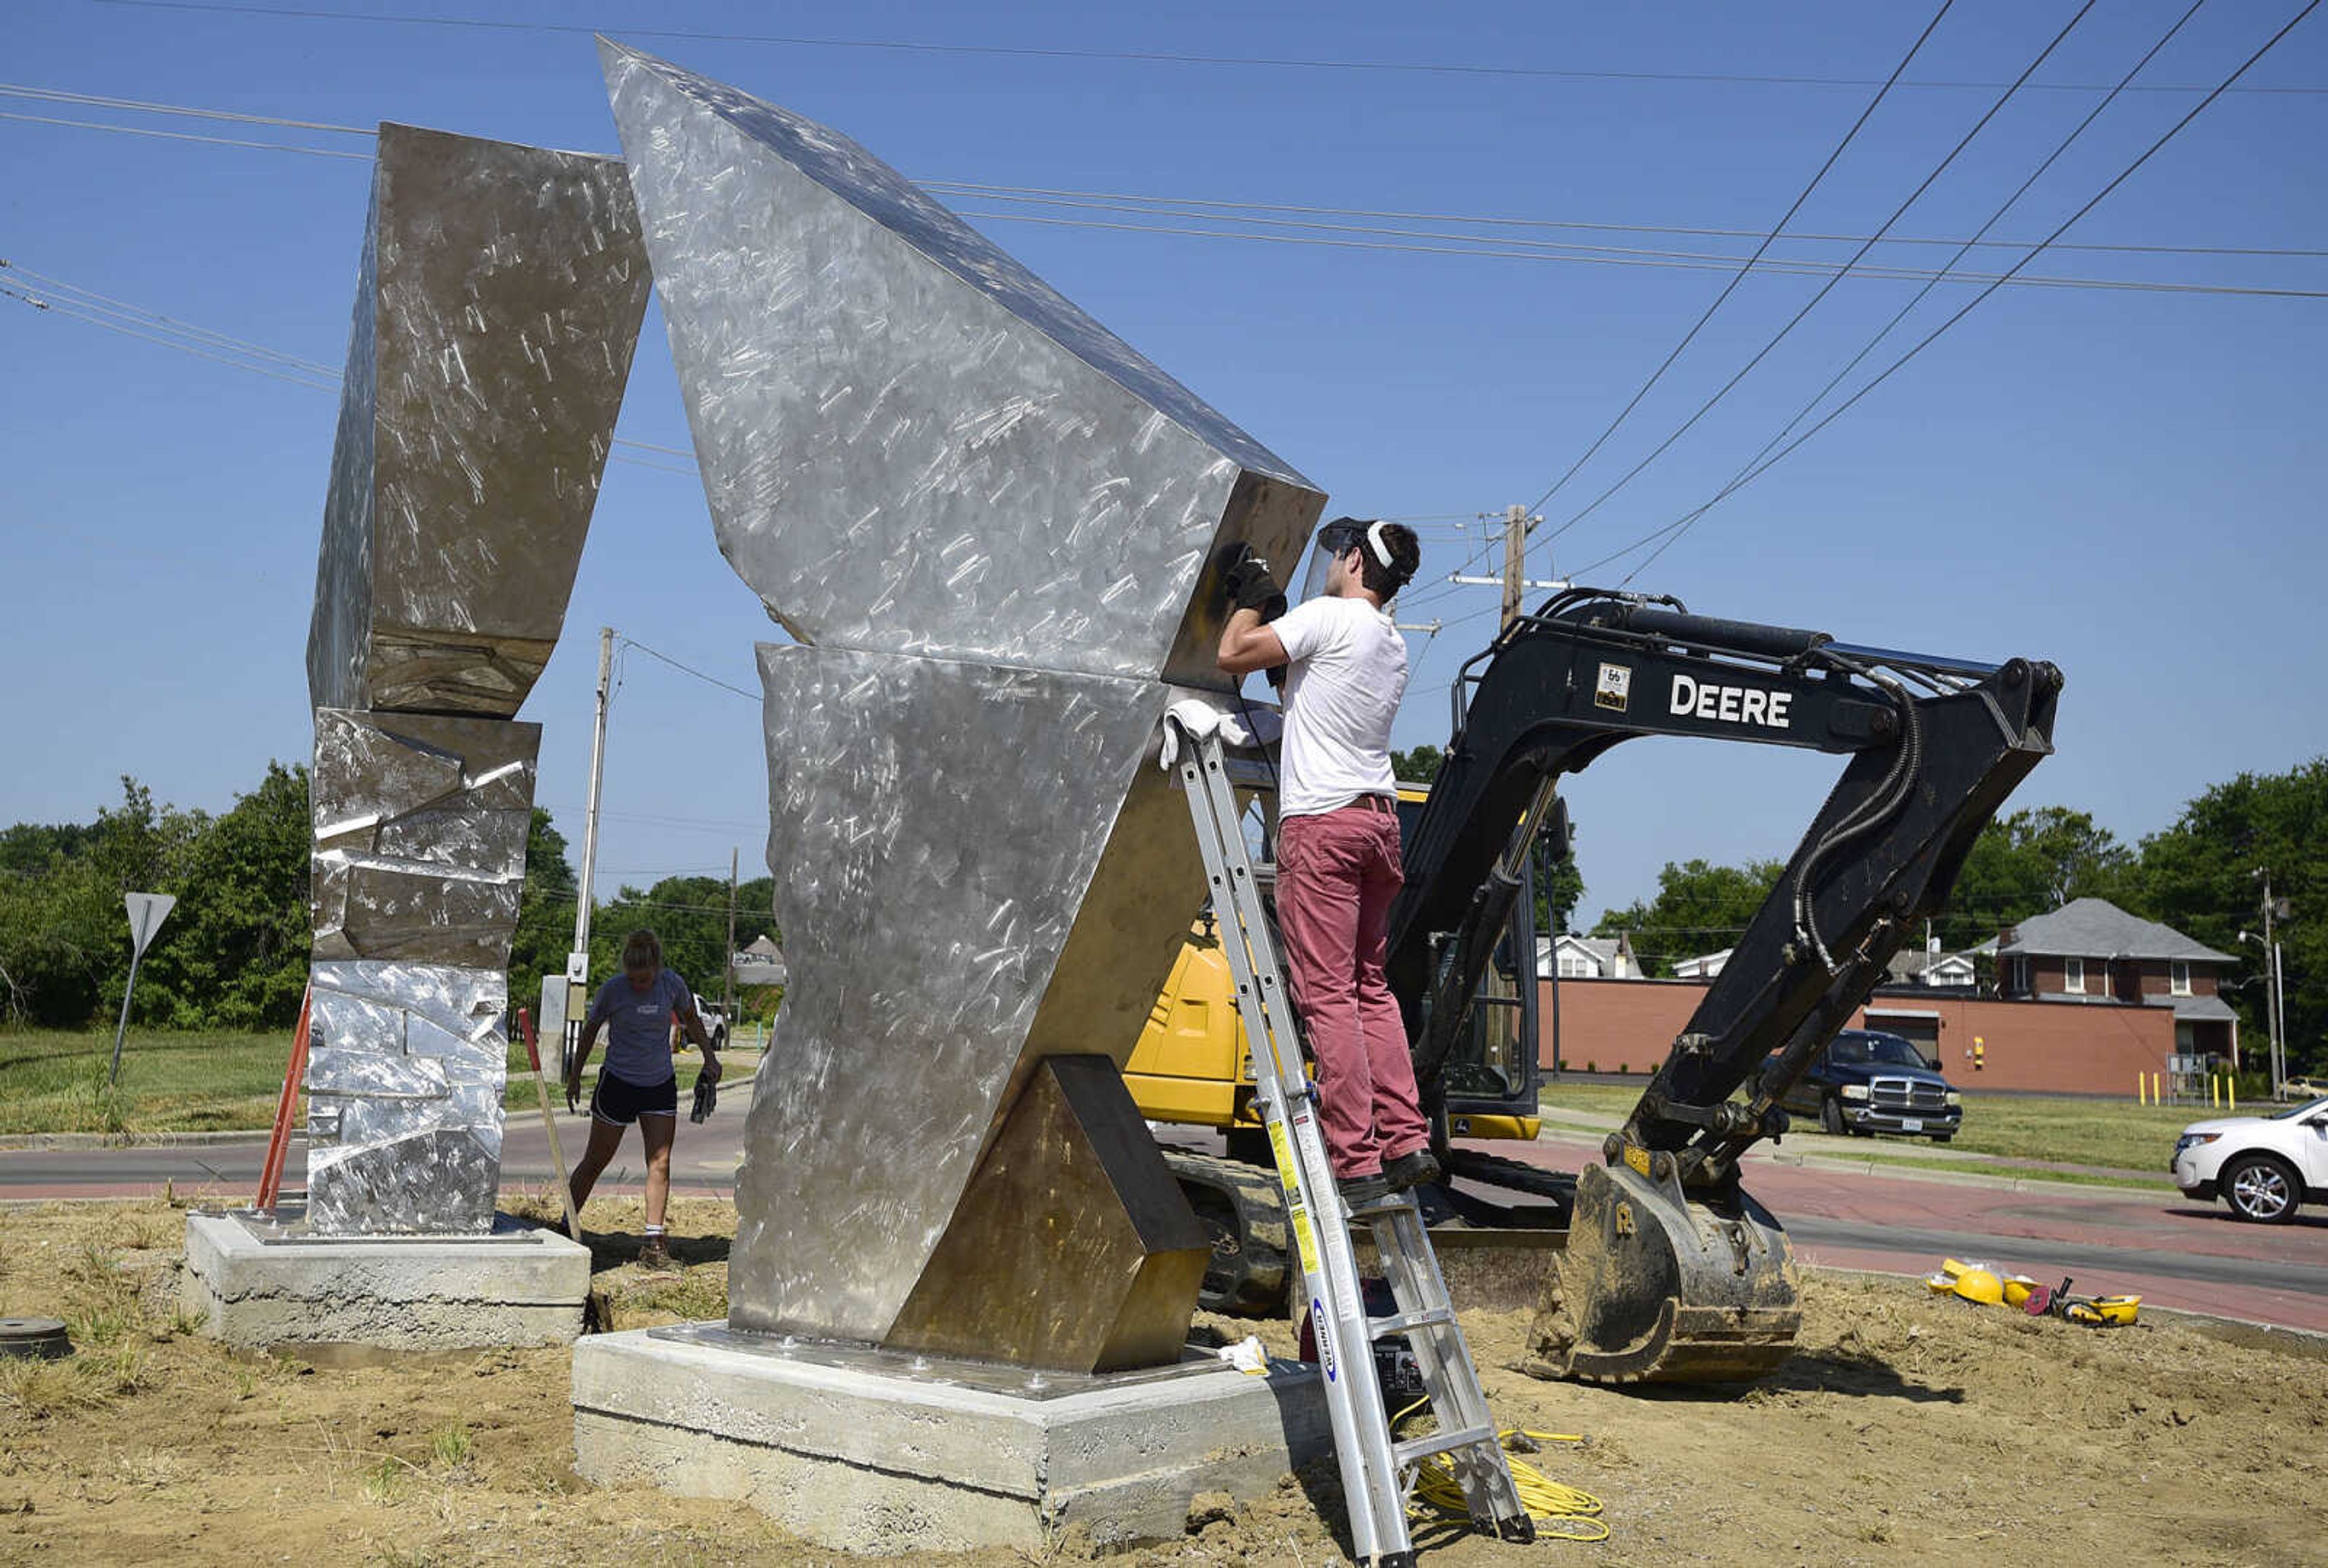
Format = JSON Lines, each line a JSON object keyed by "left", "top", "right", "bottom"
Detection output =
{"left": 1995, "top": 898, "right": 2239, "bottom": 1064}
{"left": 1544, "top": 976, "right": 2178, "bottom": 1096}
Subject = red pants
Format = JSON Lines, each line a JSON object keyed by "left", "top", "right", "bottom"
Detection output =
{"left": 1276, "top": 802, "right": 1430, "bottom": 1178}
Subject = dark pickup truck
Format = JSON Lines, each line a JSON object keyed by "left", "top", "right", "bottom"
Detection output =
{"left": 1778, "top": 1027, "right": 1964, "bottom": 1141}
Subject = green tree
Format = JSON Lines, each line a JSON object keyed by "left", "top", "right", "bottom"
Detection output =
{"left": 2121, "top": 759, "right": 2327, "bottom": 1075}
{"left": 142, "top": 763, "right": 310, "bottom": 1029}
{"left": 507, "top": 808, "right": 578, "bottom": 1008}
{"left": 1936, "top": 806, "right": 2135, "bottom": 950}
{"left": 587, "top": 870, "right": 781, "bottom": 1002}
{"left": 1391, "top": 744, "right": 1443, "bottom": 783}
{"left": 1593, "top": 857, "right": 1785, "bottom": 978}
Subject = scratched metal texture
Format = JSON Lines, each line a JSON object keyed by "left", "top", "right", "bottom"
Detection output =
{"left": 310, "top": 709, "right": 538, "bottom": 967}
{"left": 304, "top": 959, "right": 506, "bottom": 1235}
{"left": 307, "top": 122, "right": 650, "bottom": 717}
{"left": 600, "top": 41, "right": 1323, "bottom": 686}
{"left": 726, "top": 646, "right": 1214, "bottom": 1340}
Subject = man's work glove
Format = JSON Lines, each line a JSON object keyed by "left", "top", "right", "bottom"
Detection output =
{"left": 1222, "top": 545, "right": 1285, "bottom": 617}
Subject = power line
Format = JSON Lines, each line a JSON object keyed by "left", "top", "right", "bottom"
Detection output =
{"left": 0, "top": 107, "right": 368, "bottom": 158}
{"left": 12, "top": 86, "right": 2320, "bottom": 265}
{"left": 84, "top": 0, "right": 2328, "bottom": 96}
{"left": 1704, "top": 1, "right": 2213, "bottom": 560}
{"left": 10, "top": 99, "right": 2317, "bottom": 298}
{"left": 1545, "top": 0, "right": 2102, "bottom": 542}
{"left": 1524, "top": 1, "right": 1958, "bottom": 525}
{"left": 0, "top": 81, "right": 373, "bottom": 135}
{"left": 1586, "top": 0, "right": 2324, "bottom": 584}
{"left": 617, "top": 636, "right": 760, "bottom": 703}
{"left": 0, "top": 258, "right": 697, "bottom": 471}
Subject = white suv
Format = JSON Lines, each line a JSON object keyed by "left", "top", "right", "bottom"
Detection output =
{"left": 2172, "top": 1095, "right": 2328, "bottom": 1224}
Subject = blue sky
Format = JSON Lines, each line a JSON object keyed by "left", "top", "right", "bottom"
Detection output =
{"left": 4, "top": 0, "right": 2322, "bottom": 932}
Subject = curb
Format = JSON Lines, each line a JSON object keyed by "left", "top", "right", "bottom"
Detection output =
{"left": 0, "top": 1077, "right": 758, "bottom": 1152}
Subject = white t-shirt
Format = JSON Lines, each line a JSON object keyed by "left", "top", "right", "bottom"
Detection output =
{"left": 1271, "top": 595, "right": 1410, "bottom": 818}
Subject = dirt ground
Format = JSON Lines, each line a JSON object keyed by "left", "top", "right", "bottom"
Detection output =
{"left": 2, "top": 1195, "right": 2320, "bottom": 1567}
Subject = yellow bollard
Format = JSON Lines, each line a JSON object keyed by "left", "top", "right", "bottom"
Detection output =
{"left": 2211, "top": 1075, "right": 2220, "bottom": 1108}
{"left": 2136, "top": 1073, "right": 2147, "bottom": 1106}
{"left": 2153, "top": 1071, "right": 2163, "bottom": 1104}
{"left": 2229, "top": 1079, "right": 2236, "bottom": 1112}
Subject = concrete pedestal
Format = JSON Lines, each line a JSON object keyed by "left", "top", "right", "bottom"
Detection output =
{"left": 572, "top": 1324, "right": 1333, "bottom": 1553}
{"left": 182, "top": 1207, "right": 591, "bottom": 1351}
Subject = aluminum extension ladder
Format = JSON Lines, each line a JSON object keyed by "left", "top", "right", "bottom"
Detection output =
{"left": 1171, "top": 723, "right": 1534, "bottom": 1566}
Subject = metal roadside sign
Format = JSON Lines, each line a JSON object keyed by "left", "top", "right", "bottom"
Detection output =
{"left": 110, "top": 892, "right": 178, "bottom": 1086}
{"left": 125, "top": 892, "right": 176, "bottom": 959}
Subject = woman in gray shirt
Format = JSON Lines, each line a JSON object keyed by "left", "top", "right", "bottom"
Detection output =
{"left": 564, "top": 929, "right": 722, "bottom": 1269}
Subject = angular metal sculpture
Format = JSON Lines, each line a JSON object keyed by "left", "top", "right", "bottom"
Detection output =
{"left": 602, "top": 41, "right": 1326, "bottom": 1350}
{"left": 310, "top": 124, "right": 652, "bottom": 718}
{"left": 303, "top": 122, "right": 649, "bottom": 1235}
{"left": 885, "top": 1055, "right": 1212, "bottom": 1373}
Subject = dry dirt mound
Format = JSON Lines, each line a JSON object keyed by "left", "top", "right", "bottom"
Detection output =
{"left": 2, "top": 1197, "right": 2318, "bottom": 1566}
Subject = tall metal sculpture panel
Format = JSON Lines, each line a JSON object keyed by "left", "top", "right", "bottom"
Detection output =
{"left": 603, "top": 41, "right": 1323, "bottom": 1353}
{"left": 303, "top": 124, "right": 650, "bottom": 1234}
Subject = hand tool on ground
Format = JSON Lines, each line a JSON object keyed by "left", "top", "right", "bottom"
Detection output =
{"left": 518, "top": 1007, "right": 584, "bottom": 1243}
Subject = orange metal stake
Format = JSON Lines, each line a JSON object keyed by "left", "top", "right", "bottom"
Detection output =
{"left": 255, "top": 986, "right": 313, "bottom": 1213}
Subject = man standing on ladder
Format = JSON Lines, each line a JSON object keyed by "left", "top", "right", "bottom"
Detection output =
{"left": 1218, "top": 516, "right": 1433, "bottom": 1208}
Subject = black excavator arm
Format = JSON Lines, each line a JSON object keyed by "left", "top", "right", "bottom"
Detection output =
{"left": 1383, "top": 588, "right": 2061, "bottom": 1381}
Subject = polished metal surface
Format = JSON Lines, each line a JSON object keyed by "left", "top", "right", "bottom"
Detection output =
{"left": 600, "top": 40, "right": 1322, "bottom": 686}
{"left": 727, "top": 646, "right": 1203, "bottom": 1340}
{"left": 601, "top": 46, "right": 1328, "bottom": 1359}
{"left": 308, "top": 122, "right": 650, "bottom": 718}
{"left": 301, "top": 122, "right": 644, "bottom": 1236}
{"left": 310, "top": 709, "right": 538, "bottom": 967}
{"left": 304, "top": 959, "right": 507, "bottom": 1235}
{"left": 884, "top": 1056, "right": 1209, "bottom": 1373}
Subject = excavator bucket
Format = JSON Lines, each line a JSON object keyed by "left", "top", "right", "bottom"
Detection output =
{"left": 1524, "top": 1161, "right": 1801, "bottom": 1384}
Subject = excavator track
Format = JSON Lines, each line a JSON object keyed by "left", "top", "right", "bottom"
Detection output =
{"left": 1160, "top": 1147, "right": 1292, "bottom": 1317}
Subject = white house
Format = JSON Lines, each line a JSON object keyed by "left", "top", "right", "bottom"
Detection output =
{"left": 1538, "top": 932, "right": 1642, "bottom": 980}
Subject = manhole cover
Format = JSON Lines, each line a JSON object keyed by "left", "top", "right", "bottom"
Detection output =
{"left": 0, "top": 1317, "right": 71, "bottom": 1360}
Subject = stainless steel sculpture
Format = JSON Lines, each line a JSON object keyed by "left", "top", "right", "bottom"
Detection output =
{"left": 304, "top": 122, "right": 650, "bottom": 1234}
{"left": 602, "top": 41, "right": 1325, "bottom": 1356}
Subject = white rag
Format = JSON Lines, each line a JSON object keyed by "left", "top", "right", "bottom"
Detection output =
{"left": 1160, "top": 695, "right": 1282, "bottom": 771}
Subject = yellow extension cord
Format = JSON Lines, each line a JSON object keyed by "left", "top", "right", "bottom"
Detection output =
{"left": 1396, "top": 1398, "right": 1612, "bottom": 1543}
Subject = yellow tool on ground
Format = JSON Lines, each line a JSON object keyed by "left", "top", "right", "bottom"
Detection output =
{"left": 1925, "top": 1261, "right": 2140, "bottom": 1325}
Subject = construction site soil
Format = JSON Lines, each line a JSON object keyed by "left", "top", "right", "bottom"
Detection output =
{"left": 2, "top": 1195, "right": 2318, "bottom": 1566}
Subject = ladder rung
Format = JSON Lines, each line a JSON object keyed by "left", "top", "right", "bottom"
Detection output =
{"left": 1370, "top": 1304, "right": 1456, "bottom": 1339}
{"left": 1250, "top": 862, "right": 1276, "bottom": 887}
{"left": 1394, "top": 1421, "right": 1502, "bottom": 1470}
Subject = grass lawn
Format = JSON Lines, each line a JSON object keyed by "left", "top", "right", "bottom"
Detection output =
{"left": 1540, "top": 1078, "right": 2215, "bottom": 1176}
{"left": 0, "top": 1027, "right": 544, "bottom": 1136}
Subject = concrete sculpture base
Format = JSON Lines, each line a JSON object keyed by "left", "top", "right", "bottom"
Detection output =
{"left": 571, "top": 1324, "right": 1333, "bottom": 1553}
{"left": 182, "top": 1208, "right": 590, "bottom": 1351}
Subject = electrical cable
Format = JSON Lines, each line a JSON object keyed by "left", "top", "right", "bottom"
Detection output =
{"left": 1387, "top": 1397, "right": 1608, "bottom": 1541}
{"left": 1591, "top": 0, "right": 2325, "bottom": 585}
{"left": 1546, "top": 1, "right": 2102, "bottom": 542}
{"left": 1524, "top": 0, "right": 1959, "bottom": 521}
{"left": 0, "top": 259, "right": 698, "bottom": 472}
{"left": 11, "top": 85, "right": 2317, "bottom": 266}
{"left": 617, "top": 636, "right": 760, "bottom": 702}
{"left": 8, "top": 108, "right": 2315, "bottom": 298}
{"left": 84, "top": 0, "right": 2328, "bottom": 96}
{"left": 1689, "top": 0, "right": 2210, "bottom": 533}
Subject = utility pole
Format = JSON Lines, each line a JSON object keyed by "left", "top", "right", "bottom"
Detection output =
{"left": 1450, "top": 505, "right": 1563, "bottom": 632}
{"left": 2255, "top": 869, "right": 2287, "bottom": 1096}
{"left": 722, "top": 846, "right": 739, "bottom": 1040}
{"left": 570, "top": 626, "right": 615, "bottom": 991}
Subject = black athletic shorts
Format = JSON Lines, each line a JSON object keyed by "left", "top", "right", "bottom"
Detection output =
{"left": 590, "top": 1072, "right": 678, "bottom": 1127}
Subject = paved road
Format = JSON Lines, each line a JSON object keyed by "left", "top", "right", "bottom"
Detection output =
{"left": 8, "top": 1108, "right": 2325, "bottom": 1336}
